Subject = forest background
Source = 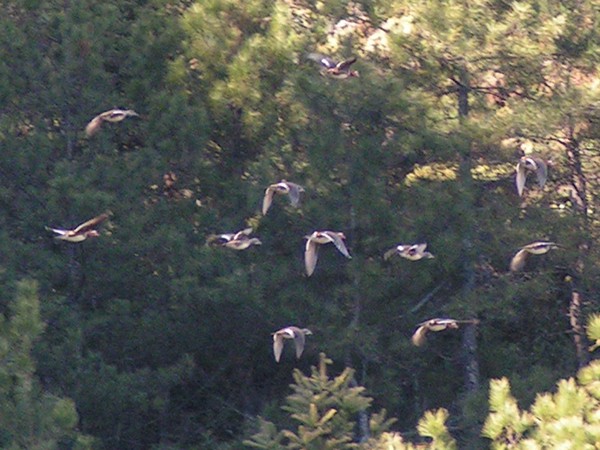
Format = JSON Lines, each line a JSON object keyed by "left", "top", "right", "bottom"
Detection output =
{"left": 1, "top": 0, "right": 600, "bottom": 448}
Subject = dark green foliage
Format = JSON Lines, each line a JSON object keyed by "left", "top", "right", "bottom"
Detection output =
{"left": 0, "top": 0, "right": 599, "bottom": 448}
{"left": 0, "top": 279, "right": 92, "bottom": 449}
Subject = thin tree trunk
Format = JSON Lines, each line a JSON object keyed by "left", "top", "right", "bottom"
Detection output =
{"left": 462, "top": 325, "right": 479, "bottom": 392}
{"left": 457, "top": 67, "right": 470, "bottom": 121}
{"left": 564, "top": 130, "right": 590, "bottom": 368}
{"left": 565, "top": 132, "right": 588, "bottom": 214}
{"left": 61, "top": 0, "right": 83, "bottom": 307}
{"left": 457, "top": 66, "right": 480, "bottom": 392}
{"left": 569, "top": 290, "right": 589, "bottom": 368}
{"left": 347, "top": 205, "right": 370, "bottom": 443}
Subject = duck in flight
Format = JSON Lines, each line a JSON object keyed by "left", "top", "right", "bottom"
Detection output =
{"left": 206, "top": 227, "right": 261, "bottom": 250}
{"left": 515, "top": 155, "right": 548, "bottom": 197}
{"left": 306, "top": 53, "right": 359, "bottom": 79}
{"left": 304, "top": 231, "right": 351, "bottom": 276}
{"left": 46, "top": 213, "right": 109, "bottom": 243}
{"left": 85, "top": 109, "right": 139, "bottom": 137}
{"left": 509, "top": 241, "right": 559, "bottom": 272}
{"left": 412, "top": 318, "right": 479, "bottom": 347}
{"left": 272, "top": 326, "right": 313, "bottom": 362}
{"left": 206, "top": 228, "right": 253, "bottom": 246}
{"left": 262, "top": 180, "right": 304, "bottom": 215}
{"left": 384, "top": 243, "right": 434, "bottom": 261}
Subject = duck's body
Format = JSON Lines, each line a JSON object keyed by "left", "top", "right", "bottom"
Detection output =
{"left": 46, "top": 213, "right": 109, "bottom": 243}
{"left": 272, "top": 326, "right": 313, "bottom": 362}
{"left": 85, "top": 109, "right": 139, "bottom": 137}
{"left": 509, "top": 241, "right": 559, "bottom": 272}
{"left": 206, "top": 227, "right": 261, "bottom": 250}
{"left": 262, "top": 180, "right": 304, "bottom": 215}
{"left": 304, "top": 230, "right": 351, "bottom": 276}
{"left": 307, "top": 53, "right": 359, "bottom": 79}
{"left": 223, "top": 237, "right": 262, "bottom": 250}
{"left": 412, "top": 318, "right": 478, "bottom": 347}
{"left": 515, "top": 156, "right": 548, "bottom": 196}
{"left": 384, "top": 243, "right": 434, "bottom": 261}
{"left": 206, "top": 227, "right": 254, "bottom": 246}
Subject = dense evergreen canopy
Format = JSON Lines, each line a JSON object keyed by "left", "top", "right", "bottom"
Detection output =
{"left": 0, "top": 0, "right": 599, "bottom": 448}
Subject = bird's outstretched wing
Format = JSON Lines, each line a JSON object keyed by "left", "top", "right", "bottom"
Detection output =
{"left": 73, "top": 213, "right": 109, "bottom": 234}
{"left": 45, "top": 226, "right": 68, "bottom": 236}
{"left": 336, "top": 57, "right": 357, "bottom": 71}
{"left": 509, "top": 248, "right": 529, "bottom": 272}
{"left": 306, "top": 53, "right": 336, "bottom": 68}
{"left": 411, "top": 325, "right": 428, "bottom": 347}
{"left": 293, "top": 331, "right": 306, "bottom": 359}
{"left": 515, "top": 161, "right": 527, "bottom": 197}
{"left": 413, "top": 243, "right": 428, "bottom": 254}
{"left": 85, "top": 116, "right": 104, "bottom": 137}
{"left": 325, "top": 232, "right": 351, "bottom": 259}
{"left": 232, "top": 228, "right": 253, "bottom": 240}
{"left": 287, "top": 183, "right": 303, "bottom": 207}
{"left": 305, "top": 239, "right": 319, "bottom": 276}
{"left": 273, "top": 334, "right": 284, "bottom": 362}
{"left": 384, "top": 247, "right": 398, "bottom": 260}
{"left": 262, "top": 186, "right": 277, "bottom": 215}
{"left": 534, "top": 158, "right": 548, "bottom": 188}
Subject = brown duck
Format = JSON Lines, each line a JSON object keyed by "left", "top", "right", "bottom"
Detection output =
{"left": 515, "top": 155, "right": 548, "bottom": 197}
{"left": 206, "top": 227, "right": 261, "bottom": 250}
{"left": 272, "top": 326, "right": 313, "bottom": 362}
{"left": 85, "top": 109, "right": 139, "bottom": 137}
{"left": 307, "top": 53, "right": 359, "bottom": 79}
{"left": 509, "top": 241, "right": 559, "bottom": 272}
{"left": 206, "top": 227, "right": 253, "bottom": 246}
{"left": 412, "top": 318, "right": 479, "bottom": 347}
{"left": 384, "top": 243, "right": 434, "bottom": 261}
{"left": 262, "top": 180, "right": 304, "bottom": 215}
{"left": 223, "top": 236, "right": 262, "bottom": 250}
{"left": 304, "top": 231, "right": 351, "bottom": 276}
{"left": 46, "top": 213, "right": 109, "bottom": 243}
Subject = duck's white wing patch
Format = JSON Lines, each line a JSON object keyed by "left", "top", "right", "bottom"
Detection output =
{"left": 46, "top": 227, "right": 68, "bottom": 236}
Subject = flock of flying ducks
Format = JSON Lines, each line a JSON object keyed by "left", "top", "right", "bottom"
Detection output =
{"left": 45, "top": 56, "right": 559, "bottom": 363}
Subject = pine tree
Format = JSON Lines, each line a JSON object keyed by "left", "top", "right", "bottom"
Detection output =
{"left": 245, "top": 353, "right": 395, "bottom": 449}
{"left": 483, "top": 319, "right": 600, "bottom": 449}
{"left": 482, "top": 363, "right": 600, "bottom": 448}
{"left": 0, "top": 279, "right": 93, "bottom": 449}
